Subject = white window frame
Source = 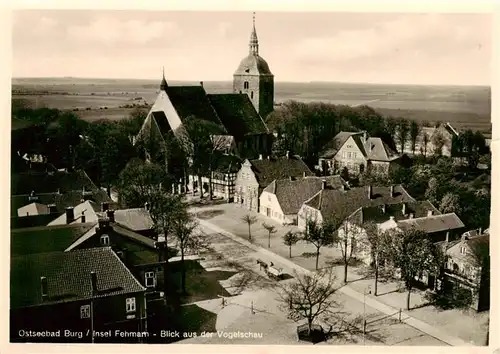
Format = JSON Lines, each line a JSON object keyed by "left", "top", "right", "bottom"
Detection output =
{"left": 80, "top": 304, "right": 90, "bottom": 319}
{"left": 145, "top": 271, "right": 156, "bottom": 288}
{"left": 100, "top": 235, "right": 110, "bottom": 245}
{"left": 126, "top": 297, "right": 136, "bottom": 313}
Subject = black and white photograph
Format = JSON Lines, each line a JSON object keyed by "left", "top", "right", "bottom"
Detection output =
{"left": 7, "top": 3, "right": 495, "bottom": 349}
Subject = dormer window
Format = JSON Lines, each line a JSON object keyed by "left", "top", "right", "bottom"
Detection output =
{"left": 100, "top": 234, "right": 110, "bottom": 246}
{"left": 80, "top": 305, "right": 91, "bottom": 319}
{"left": 145, "top": 271, "right": 156, "bottom": 288}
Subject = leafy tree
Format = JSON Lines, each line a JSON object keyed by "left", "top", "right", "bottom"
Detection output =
{"left": 468, "top": 234, "right": 490, "bottom": 311}
{"left": 283, "top": 231, "right": 301, "bottom": 258}
{"left": 381, "top": 227, "right": 442, "bottom": 310}
{"left": 117, "top": 158, "right": 169, "bottom": 208}
{"left": 424, "top": 177, "right": 439, "bottom": 205}
{"left": 171, "top": 214, "right": 206, "bottom": 294}
{"left": 409, "top": 120, "right": 420, "bottom": 155}
{"left": 276, "top": 268, "right": 339, "bottom": 336}
{"left": 439, "top": 193, "right": 462, "bottom": 215}
{"left": 385, "top": 117, "right": 399, "bottom": 137}
{"left": 303, "top": 218, "right": 339, "bottom": 270}
{"left": 421, "top": 131, "right": 430, "bottom": 156}
{"left": 432, "top": 131, "right": 446, "bottom": 156}
{"left": 262, "top": 222, "right": 277, "bottom": 248}
{"left": 241, "top": 214, "right": 257, "bottom": 241}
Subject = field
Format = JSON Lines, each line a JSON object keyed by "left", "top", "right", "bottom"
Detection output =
{"left": 12, "top": 78, "right": 492, "bottom": 134}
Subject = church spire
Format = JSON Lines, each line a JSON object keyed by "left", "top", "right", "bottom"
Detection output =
{"left": 249, "top": 12, "right": 259, "bottom": 55}
{"left": 160, "top": 66, "right": 168, "bottom": 91}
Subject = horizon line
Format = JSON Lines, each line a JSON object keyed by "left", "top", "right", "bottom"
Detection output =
{"left": 11, "top": 76, "right": 490, "bottom": 88}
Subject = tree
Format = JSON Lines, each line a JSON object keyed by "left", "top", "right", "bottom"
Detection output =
{"left": 148, "top": 191, "right": 189, "bottom": 298}
{"left": 181, "top": 116, "right": 230, "bottom": 200}
{"left": 432, "top": 131, "right": 446, "bottom": 156}
{"left": 385, "top": 117, "right": 399, "bottom": 137}
{"left": 397, "top": 119, "right": 410, "bottom": 153}
{"left": 381, "top": 227, "right": 441, "bottom": 310}
{"left": 468, "top": 235, "right": 490, "bottom": 311}
{"left": 283, "top": 231, "right": 300, "bottom": 258}
{"left": 117, "top": 158, "right": 169, "bottom": 208}
{"left": 439, "top": 193, "right": 462, "bottom": 215}
{"left": 241, "top": 214, "right": 257, "bottom": 241}
{"left": 362, "top": 221, "right": 384, "bottom": 296}
{"left": 338, "top": 220, "right": 363, "bottom": 283}
{"left": 424, "top": 177, "right": 439, "bottom": 205}
{"left": 171, "top": 214, "right": 206, "bottom": 294}
{"left": 276, "top": 268, "right": 339, "bottom": 336}
{"left": 303, "top": 218, "right": 340, "bottom": 270}
{"left": 262, "top": 222, "right": 277, "bottom": 248}
{"left": 422, "top": 132, "right": 430, "bottom": 157}
{"left": 409, "top": 120, "right": 420, "bottom": 155}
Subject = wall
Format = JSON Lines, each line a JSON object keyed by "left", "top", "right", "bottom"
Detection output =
{"left": 234, "top": 160, "right": 260, "bottom": 212}
{"left": 259, "top": 191, "right": 291, "bottom": 224}
{"left": 297, "top": 204, "right": 324, "bottom": 231}
{"left": 333, "top": 136, "right": 367, "bottom": 174}
{"left": 233, "top": 74, "right": 274, "bottom": 120}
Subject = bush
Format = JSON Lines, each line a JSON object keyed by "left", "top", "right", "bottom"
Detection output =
{"left": 425, "top": 285, "right": 473, "bottom": 310}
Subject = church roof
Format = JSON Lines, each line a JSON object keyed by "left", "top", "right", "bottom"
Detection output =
{"left": 207, "top": 93, "right": 268, "bottom": 138}
{"left": 234, "top": 54, "right": 273, "bottom": 76}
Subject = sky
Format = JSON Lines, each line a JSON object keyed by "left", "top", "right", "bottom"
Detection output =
{"left": 11, "top": 10, "right": 492, "bottom": 85}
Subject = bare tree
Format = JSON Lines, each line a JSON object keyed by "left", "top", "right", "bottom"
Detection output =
{"left": 303, "top": 218, "right": 340, "bottom": 270}
{"left": 397, "top": 119, "right": 410, "bottom": 154}
{"left": 283, "top": 231, "right": 301, "bottom": 258}
{"left": 241, "top": 214, "right": 257, "bottom": 241}
{"left": 422, "top": 132, "right": 430, "bottom": 157}
{"left": 362, "top": 221, "right": 384, "bottom": 296}
{"left": 338, "top": 219, "right": 363, "bottom": 283}
{"left": 262, "top": 222, "right": 277, "bottom": 248}
{"left": 276, "top": 268, "right": 339, "bottom": 336}
{"left": 171, "top": 215, "right": 206, "bottom": 294}
{"left": 380, "top": 227, "right": 441, "bottom": 310}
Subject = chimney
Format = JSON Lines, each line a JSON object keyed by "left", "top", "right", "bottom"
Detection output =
{"left": 322, "top": 179, "right": 327, "bottom": 190}
{"left": 107, "top": 209, "right": 115, "bottom": 223}
{"left": 259, "top": 154, "right": 263, "bottom": 160}
{"left": 381, "top": 204, "right": 386, "bottom": 214}
{"left": 286, "top": 151, "right": 290, "bottom": 159}
{"left": 427, "top": 210, "right": 433, "bottom": 217}
{"left": 363, "top": 131, "right": 367, "bottom": 142}
{"left": 409, "top": 213, "right": 414, "bottom": 219}
{"left": 445, "top": 231, "right": 450, "bottom": 243}
{"left": 478, "top": 227, "right": 482, "bottom": 235}
{"left": 81, "top": 211, "right": 86, "bottom": 223}
{"left": 90, "top": 271, "right": 97, "bottom": 295}
{"left": 98, "top": 218, "right": 110, "bottom": 231}
{"left": 102, "top": 202, "right": 109, "bottom": 212}
{"left": 303, "top": 172, "right": 306, "bottom": 178}
{"left": 367, "top": 185, "right": 372, "bottom": 199}
{"left": 144, "top": 202, "right": 149, "bottom": 211}
{"left": 267, "top": 155, "right": 270, "bottom": 160}
{"left": 402, "top": 203, "right": 406, "bottom": 215}
{"left": 389, "top": 216, "right": 395, "bottom": 221}
{"left": 200, "top": 81, "right": 204, "bottom": 87}
{"left": 65, "top": 207, "right": 75, "bottom": 224}
{"left": 390, "top": 185, "right": 394, "bottom": 198}
{"left": 48, "top": 204, "right": 57, "bottom": 214}
{"left": 40, "top": 276, "right": 48, "bottom": 299}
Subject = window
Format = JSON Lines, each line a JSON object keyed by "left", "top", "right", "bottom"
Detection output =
{"left": 145, "top": 271, "right": 156, "bottom": 288}
{"left": 244, "top": 81, "right": 249, "bottom": 89}
{"left": 250, "top": 91, "right": 254, "bottom": 99}
{"left": 100, "top": 235, "right": 110, "bottom": 245}
{"left": 126, "top": 297, "right": 136, "bottom": 313}
{"left": 80, "top": 305, "right": 90, "bottom": 319}
{"left": 460, "top": 246, "right": 467, "bottom": 255}
{"left": 347, "top": 145, "right": 353, "bottom": 148}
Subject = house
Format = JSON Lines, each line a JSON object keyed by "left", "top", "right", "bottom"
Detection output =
{"left": 234, "top": 153, "right": 315, "bottom": 212}
{"left": 10, "top": 247, "right": 147, "bottom": 343}
{"left": 297, "top": 184, "right": 414, "bottom": 231}
{"left": 98, "top": 207, "right": 155, "bottom": 237}
{"left": 318, "top": 131, "right": 401, "bottom": 176}
{"left": 259, "top": 175, "right": 347, "bottom": 225}
{"left": 48, "top": 200, "right": 99, "bottom": 226}
{"left": 379, "top": 212, "right": 466, "bottom": 243}
{"left": 11, "top": 169, "right": 115, "bottom": 217}
{"left": 438, "top": 229, "right": 490, "bottom": 311}
{"left": 397, "top": 122, "right": 459, "bottom": 157}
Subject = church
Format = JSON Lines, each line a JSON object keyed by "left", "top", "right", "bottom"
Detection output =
{"left": 134, "top": 13, "right": 275, "bottom": 166}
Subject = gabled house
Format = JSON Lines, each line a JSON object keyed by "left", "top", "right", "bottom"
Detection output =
{"left": 438, "top": 229, "right": 490, "bottom": 311}
{"left": 97, "top": 207, "right": 155, "bottom": 237}
{"left": 48, "top": 200, "right": 99, "bottom": 226}
{"left": 234, "top": 153, "right": 315, "bottom": 212}
{"left": 259, "top": 175, "right": 347, "bottom": 225}
{"left": 297, "top": 184, "right": 414, "bottom": 231}
{"left": 10, "top": 247, "right": 147, "bottom": 343}
{"left": 318, "top": 131, "right": 401, "bottom": 176}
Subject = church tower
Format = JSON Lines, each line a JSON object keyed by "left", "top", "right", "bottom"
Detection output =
{"left": 233, "top": 13, "right": 274, "bottom": 120}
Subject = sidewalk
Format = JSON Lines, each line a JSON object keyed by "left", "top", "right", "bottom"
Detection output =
{"left": 197, "top": 217, "right": 473, "bottom": 347}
